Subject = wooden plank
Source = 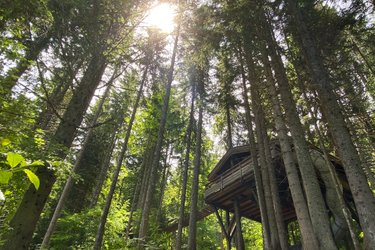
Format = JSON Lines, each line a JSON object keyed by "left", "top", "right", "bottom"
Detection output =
{"left": 161, "top": 205, "right": 215, "bottom": 232}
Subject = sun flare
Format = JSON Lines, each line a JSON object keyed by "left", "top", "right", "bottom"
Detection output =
{"left": 144, "top": 3, "right": 176, "bottom": 33}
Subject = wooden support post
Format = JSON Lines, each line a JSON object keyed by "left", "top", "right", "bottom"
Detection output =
{"left": 251, "top": 189, "right": 259, "bottom": 205}
{"left": 228, "top": 215, "right": 237, "bottom": 241}
{"left": 226, "top": 211, "right": 231, "bottom": 250}
{"left": 214, "top": 207, "right": 230, "bottom": 240}
{"left": 234, "top": 198, "right": 245, "bottom": 250}
{"left": 213, "top": 206, "right": 232, "bottom": 249}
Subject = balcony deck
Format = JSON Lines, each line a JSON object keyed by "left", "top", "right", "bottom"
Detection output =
{"left": 204, "top": 145, "right": 296, "bottom": 222}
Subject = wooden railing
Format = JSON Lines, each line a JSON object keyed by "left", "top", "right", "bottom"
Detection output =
{"left": 204, "top": 158, "right": 254, "bottom": 199}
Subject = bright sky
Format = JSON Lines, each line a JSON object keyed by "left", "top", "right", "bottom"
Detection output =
{"left": 143, "top": 3, "right": 176, "bottom": 33}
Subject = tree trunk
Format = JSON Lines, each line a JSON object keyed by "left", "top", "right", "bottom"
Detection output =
{"left": 137, "top": 20, "right": 181, "bottom": 246}
{"left": 41, "top": 79, "right": 112, "bottom": 249}
{"left": 259, "top": 10, "right": 336, "bottom": 248}
{"left": 313, "top": 123, "right": 360, "bottom": 250}
{"left": 90, "top": 129, "right": 120, "bottom": 208}
{"left": 0, "top": 50, "right": 107, "bottom": 250}
{"left": 176, "top": 80, "right": 196, "bottom": 250}
{"left": 260, "top": 46, "right": 319, "bottom": 250}
{"left": 124, "top": 166, "right": 143, "bottom": 242}
{"left": 156, "top": 144, "right": 170, "bottom": 223}
{"left": 234, "top": 198, "right": 245, "bottom": 250}
{"left": 93, "top": 63, "right": 149, "bottom": 250}
{"left": 262, "top": 131, "right": 289, "bottom": 250}
{"left": 285, "top": 1, "right": 375, "bottom": 247}
{"left": 187, "top": 71, "right": 204, "bottom": 250}
{"left": 247, "top": 55, "right": 288, "bottom": 249}
{"left": 136, "top": 144, "right": 154, "bottom": 210}
{"left": 238, "top": 45, "right": 271, "bottom": 249}
{"left": 225, "top": 102, "right": 233, "bottom": 149}
{"left": 246, "top": 54, "right": 281, "bottom": 249}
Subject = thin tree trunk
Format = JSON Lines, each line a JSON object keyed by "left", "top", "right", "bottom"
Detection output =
{"left": 225, "top": 103, "right": 233, "bottom": 149}
{"left": 93, "top": 63, "right": 149, "bottom": 250}
{"left": 176, "top": 80, "right": 196, "bottom": 250}
{"left": 0, "top": 50, "right": 107, "bottom": 250}
{"left": 234, "top": 198, "right": 245, "bottom": 250}
{"left": 262, "top": 132, "right": 289, "bottom": 250}
{"left": 261, "top": 46, "right": 319, "bottom": 249}
{"left": 124, "top": 166, "right": 143, "bottom": 242}
{"left": 137, "top": 144, "right": 154, "bottom": 210}
{"left": 285, "top": 1, "right": 375, "bottom": 247}
{"left": 137, "top": 19, "right": 181, "bottom": 246}
{"left": 238, "top": 45, "right": 271, "bottom": 249}
{"left": 41, "top": 79, "right": 113, "bottom": 249}
{"left": 247, "top": 58, "right": 280, "bottom": 249}
{"left": 247, "top": 54, "right": 288, "bottom": 249}
{"left": 226, "top": 211, "right": 231, "bottom": 250}
{"left": 156, "top": 144, "right": 170, "bottom": 223}
{"left": 187, "top": 73, "right": 204, "bottom": 250}
{"left": 90, "top": 130, "right": 119, "bottom": 208}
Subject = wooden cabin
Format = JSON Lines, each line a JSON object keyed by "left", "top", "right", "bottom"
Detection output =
{"left": 204, "top": 143, "right": 296, "bottom": 223}
{"left": 204, "top": 141, "right": 355, "bottom": 248}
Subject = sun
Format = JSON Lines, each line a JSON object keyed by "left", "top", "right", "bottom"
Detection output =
{"left": 144, "top": 3, "right": 176, "bottom": 33}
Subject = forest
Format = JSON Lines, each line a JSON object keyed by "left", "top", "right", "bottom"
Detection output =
{"left": 0, "top": 0, "right": 374, "bottom": 249}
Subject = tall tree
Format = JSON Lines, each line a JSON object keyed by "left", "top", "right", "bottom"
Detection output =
{"left": 137, "top": 10, "right": 182, "bottom": 245}
{"left": 285, "top": 1, "right": 375, "bottom": 247}
{"left": 40, "top": 71, "right": 116, "bottom": 248}
{"left": 0, "top": 0, "right": 140, "bottom": 247}
{"left": 187, "top": 67, "right": 205, "bottom": 250}
{"left": 260, "top": 40, "right": 319, "bottom": 249}
{"left": 254, "top": 6, "right": 336, "bottom": 248}
{"left": 1, "top": 48, "right": 108, "bottom": 250}
{"left": 93, "top": 60, "right": 150, "bottom": 250}
{"left": 176, "top": 75, "right": 196, "bottom": 249}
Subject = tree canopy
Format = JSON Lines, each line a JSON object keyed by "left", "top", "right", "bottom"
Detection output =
{"left": 0, "top": 0, "right": 374, "bottom": 249}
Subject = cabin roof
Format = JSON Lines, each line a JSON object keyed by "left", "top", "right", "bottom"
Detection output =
{"left": 208, "top": 145, "right": 251, "bottom": 181}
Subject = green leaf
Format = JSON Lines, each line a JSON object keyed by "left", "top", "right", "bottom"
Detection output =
{"left": 6, "top": 152, "right": 25, "bottom": 168}
{"left": 29, "top": 160, "right": 43, "bottom": 167}
{"left": 23, "top": 169, "right": 40, "bottom": 190}
{"left": 0, "top": 171, "right": 12, "bottom": 184}
{"left": 1, "top": 139, "right": 11, "bottom": 147}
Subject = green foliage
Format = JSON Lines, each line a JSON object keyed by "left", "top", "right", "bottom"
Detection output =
{"left": 48, "top": 208, "right": 101, "bottom": 249}
{"left": 46, "top": 200, "right": 129, "bottom": 250}
{"left": 0, "top": 148, "right": 42, "bottom": 190}
{"left": 0, "top": 0, "right": 373, "bottom": 248}
{"left": 242, "top": 219, "right": 263, "bottom": 249}
{"left": 196, "top": 214, "right": 222, "bottom": 249}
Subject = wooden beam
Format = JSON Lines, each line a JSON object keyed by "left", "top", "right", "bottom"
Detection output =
{"left": 213, "top": 206, "right": 230, "bottom": 240}
{"left": 229, "top": 214, "right": 237, "bottom": 240}
{"left": 161, "top": 205, "right": 214, "bottom": 232}
{"left": 234, "top": 198, "right": 245, "bottom": 250}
